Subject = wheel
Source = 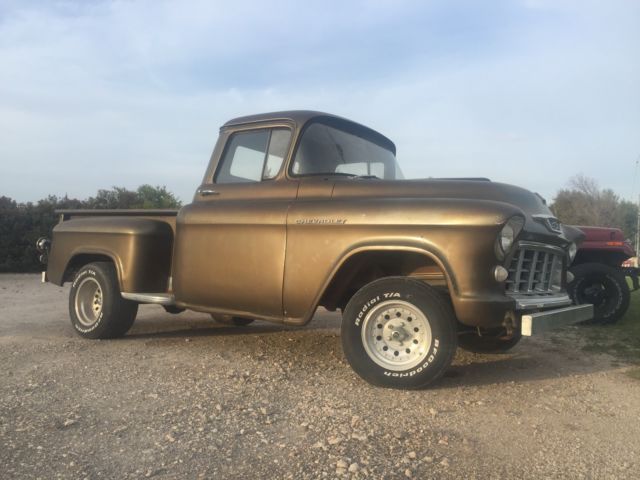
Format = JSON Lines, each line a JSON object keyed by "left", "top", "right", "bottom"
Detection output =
{"left": 568, "top": 262, "right": 630, "bottom": 324}
{"left": 69, "top": 262, "right": 138, "bottom": 339}
{"left": 458, "top": 328, "right": 522, "bottom": 354}
{"left": 211, "top": 314, "right": 254, "bottom": 326}
{"left": 341, "top": 277, "right": 457, "bottom": 389}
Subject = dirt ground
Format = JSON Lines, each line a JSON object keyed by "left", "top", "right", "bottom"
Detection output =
{"left": 1, "top": 274, "right": 639, "bottom": 479}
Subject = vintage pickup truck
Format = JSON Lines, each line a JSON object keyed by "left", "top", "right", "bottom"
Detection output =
{"left": 38, "top": 111, "right": 592, "bottom": 389}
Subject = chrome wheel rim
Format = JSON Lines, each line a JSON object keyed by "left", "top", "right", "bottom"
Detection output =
{"left": 361, "top": 300, "right": 432, "bottom": 371}
{"left": 75, "top": 277, "right": 103, "bottom": 327}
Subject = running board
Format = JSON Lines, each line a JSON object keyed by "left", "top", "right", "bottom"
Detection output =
{"left": 121, "top": 292, "right": 176, "bottom": 305}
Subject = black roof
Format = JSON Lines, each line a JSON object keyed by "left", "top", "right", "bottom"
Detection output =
{"left": 223, "top": 110, "right": 340, "bottom": 127}
{"left": 222, "top": 110, "right": 395, "bottom": 153}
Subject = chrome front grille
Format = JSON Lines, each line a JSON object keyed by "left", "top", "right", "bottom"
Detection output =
{"left": 505, "top": 245, "right": 563, "bottom": 295}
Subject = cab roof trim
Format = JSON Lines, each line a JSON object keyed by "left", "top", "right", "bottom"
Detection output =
{"left": 222, "top": 110, "right": 396, "bottom": 153}
{"left": 223, "top": 110, "right": 339, "bottom": 127}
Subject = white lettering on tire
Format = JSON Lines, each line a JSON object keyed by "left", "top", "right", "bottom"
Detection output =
{"left": 72, "top": 269, "right": 103, "bottom": 333}
{"left": 72, "top": 269, "right": 96, "bottom": 288}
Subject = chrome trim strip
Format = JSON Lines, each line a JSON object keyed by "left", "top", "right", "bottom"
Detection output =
{"left": 513, "top": 249, "right": 525, "bottom": 292}
{"left": 121, "top": 292, "right": 176, "bottom": 305}
{"left": 511, "top": 294, "right": 572, "bottom": 310}
{"left": 517, "top": 241, "right": 565, "bottom": 255}
{"left": 549, "top": 254, "right": 560, "bottom": 291}
{"left": 527, "top": 250, "right": 539, "bottom": 292}
{"left": 521, "top": 304, "right": 593, "bottom": 336}
{"left": 539, "top": 251, "right": 550, "bottom": 291}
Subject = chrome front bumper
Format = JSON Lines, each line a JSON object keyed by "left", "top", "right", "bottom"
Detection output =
{"left": 521, "top": 304, "right": 593, "bottom": 336}
{"left": 512, "top": 293, "right": 572, "bottom": 310}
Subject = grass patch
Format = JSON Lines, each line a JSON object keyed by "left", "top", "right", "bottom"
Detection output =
{"left": 626, "top": 367, "right": 640, "bottom": 381}
{"left": 578, "top": 281, "right": 640, "bottom": 362}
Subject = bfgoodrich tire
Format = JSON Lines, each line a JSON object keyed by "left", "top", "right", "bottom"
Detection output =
{"left": 341, "top": 277, "right": 457, "bottom": 389}
{"left": 211, "top": 314, "right": 254, "bottom": 326}
{"left": 69, "top": 262, "right": 138, "bottom": 339}
{"left": 568, "top": 262, "right": 630, "bottom": 325}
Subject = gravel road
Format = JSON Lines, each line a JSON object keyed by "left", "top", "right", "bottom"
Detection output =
{"left": 1, "top": 274, "right": 639, "bottom": 479}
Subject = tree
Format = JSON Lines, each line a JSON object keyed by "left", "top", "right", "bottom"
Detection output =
{"left": 0, "top": 186, "right": 182, "bottom": 273}
{"left": 85, "top": 187, "right": 139, "bottom": 209}
{"left": 551, "top": 175, "right": 638, "bottom": 241}
{"left": 85, "top": 185, "right": 181, "bottom": 209}
{"left": 135, "top": 185, "right": 182, "bottom": 209}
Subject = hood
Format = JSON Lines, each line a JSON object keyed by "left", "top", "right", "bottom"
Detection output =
{"left": 331, "top": 178, "right": 583, "bottom": 246}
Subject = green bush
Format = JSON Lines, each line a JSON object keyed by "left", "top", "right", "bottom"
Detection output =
{"left": 0, "top": 186, "right": 181, "bottom": 273}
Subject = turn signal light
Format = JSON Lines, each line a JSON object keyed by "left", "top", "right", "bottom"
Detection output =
{"left": 494, "top": 265, "right": 509, "bottom": 282}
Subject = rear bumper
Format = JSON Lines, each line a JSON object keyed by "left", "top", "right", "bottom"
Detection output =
{"left": 521, "top": 304, "right": 593, "bottom": 336}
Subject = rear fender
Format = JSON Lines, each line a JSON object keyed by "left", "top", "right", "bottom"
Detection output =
{"left": 47, "top": 217, "right": 173, "bottom": 293}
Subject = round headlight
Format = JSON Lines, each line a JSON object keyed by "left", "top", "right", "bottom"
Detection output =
{"left": 568, "top": 242, "right": 577, "bottom": 263}
{"left": 500, "top": 224, "right": 515, "bottom": 253}
{"left": 496, "top": 216, "right": 525, "bottom": 259}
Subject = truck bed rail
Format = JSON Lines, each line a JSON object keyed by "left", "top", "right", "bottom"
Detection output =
{"left": 55, "top": 209, "right": 179, "bottom": 221}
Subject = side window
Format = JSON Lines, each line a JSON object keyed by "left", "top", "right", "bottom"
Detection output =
{"left": 216, "top": 129, "right": 291, "bottom": 184}
{"left": 263, "top": 129, "right": 290, "bottom": 180}
{"left": 216, "top": 130, "right": 269, "bottom": 184}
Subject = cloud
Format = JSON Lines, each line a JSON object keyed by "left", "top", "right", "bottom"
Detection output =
{"left": 0, "top": 0, "right": 638, "bottom": 203}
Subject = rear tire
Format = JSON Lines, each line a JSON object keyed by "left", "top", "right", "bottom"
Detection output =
{"left": 211, "top": 314, "right": 254, "bottom": 326}
{"left": 568, "top": 263, "right": 630, "bottom": 324}
{"left": 341, "top": 277, "right": 457, "bottom": 389}
{"left": 69, "top": 262, "right": 138, "bottom": 339}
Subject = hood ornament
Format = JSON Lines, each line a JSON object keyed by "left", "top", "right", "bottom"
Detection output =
{"left": 532, "top": 215, "right": 562, "bottom": 234}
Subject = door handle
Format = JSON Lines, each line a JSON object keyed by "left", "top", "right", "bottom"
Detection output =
{"left": 198, "top": 188, "right": 219, "bottom": 196}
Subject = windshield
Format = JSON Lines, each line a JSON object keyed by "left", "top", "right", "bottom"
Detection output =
{"left": 291, "top": 122, "right": 403, "bottom": 180}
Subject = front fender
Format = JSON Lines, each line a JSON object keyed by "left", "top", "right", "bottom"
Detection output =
{"left": 283, "top": 197, "right": 523, "bottom": 324}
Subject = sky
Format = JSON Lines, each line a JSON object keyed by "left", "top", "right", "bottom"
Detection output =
{"left": 0, "top": 0, "right": 639, "bottom": 204}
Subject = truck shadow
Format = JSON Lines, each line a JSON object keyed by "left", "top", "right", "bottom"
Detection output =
{"left": 125, "top": 316, "right": 300, "bottom": 339}
{"left": 125, "top": 306, "right": 339, "bottom": 339}
{"left": 126, "top": 323, "right": 297, "bottom": 339}
{"left": 438, "top": 349, "right": 610, "bottom": 389}
{"left": 125, "top": 310, "right": 616, "bottom": 389}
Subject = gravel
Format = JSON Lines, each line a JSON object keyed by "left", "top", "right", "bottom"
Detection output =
{"left": 1, "top": 273, "right": 639, "bottom": 479}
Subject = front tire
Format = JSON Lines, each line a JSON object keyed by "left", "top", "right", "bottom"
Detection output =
{"left": 568, "top": 263, "right": 630, "bottom": 324}
{"left": 69, "top": 262, "right": 138, "bottom": 339}
{"left": 341, "top": 277, "right": 457, "bottom": 389}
